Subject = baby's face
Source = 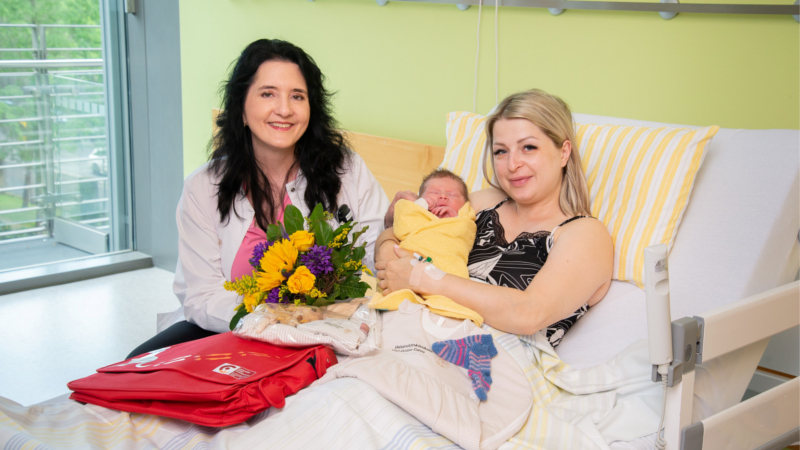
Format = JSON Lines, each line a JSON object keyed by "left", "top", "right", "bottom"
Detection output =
{"left": 421, "top": 177, "right": 466, "bottom": 218}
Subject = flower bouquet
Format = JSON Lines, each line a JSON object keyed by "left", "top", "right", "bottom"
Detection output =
{"left": 224, "top": 204, "right": 372, "bottom": 330}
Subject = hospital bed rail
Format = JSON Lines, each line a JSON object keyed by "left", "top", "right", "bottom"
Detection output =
{"left": 662, "top": 280, "right": 800, "bottom": 450}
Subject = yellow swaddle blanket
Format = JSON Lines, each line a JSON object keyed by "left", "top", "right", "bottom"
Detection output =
{"left": 368, "top": 199, "right": 483, "bottom": 325}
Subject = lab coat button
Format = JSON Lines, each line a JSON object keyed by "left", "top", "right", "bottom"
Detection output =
{"left": 290, "top": 187, "right": 296, "bottom": 192}
{"left": 218, "top": 239, "right": 222, "bottom": 247}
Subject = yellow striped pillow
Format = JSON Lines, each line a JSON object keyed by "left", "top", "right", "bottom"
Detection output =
{"left": 576, "top": 124, "right": 718, "bottom": 287}
{"left": 441, "top": 111, "right": 719, "bottom": 288}
{"left": 441, "top": 111, "right": 494, "bottom": 192}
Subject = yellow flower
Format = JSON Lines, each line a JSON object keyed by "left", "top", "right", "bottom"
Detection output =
{"left": 243, "top": 293, "right": 260, "bottom": 313}
{"left": 289, "top": 230, "right": 315, "bottom": 251}
{"left": 256, "top": 239, "right": 298, "bottom": 291}
{"left": 224, "top": 275, "right": 260, "bottom": 296}
{"left": 256, "top": 271, "right": 284, "bottom": 292}
{"left": 287, "top": 266, "right": 316, "bottom": 295}
{"left": 330, "top": 227, "right": 350, "bottom": 249}
{"left": 307, "top": 287, "right": 327, "bottom": 299}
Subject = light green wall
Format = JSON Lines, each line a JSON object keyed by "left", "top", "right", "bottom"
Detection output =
{"left": 179, "top": 0, "right": 799, "bottom": 175}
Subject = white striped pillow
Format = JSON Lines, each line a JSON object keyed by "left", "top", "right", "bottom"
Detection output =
{"left": 441, "top": 111, "right": 719, "bottom": 288}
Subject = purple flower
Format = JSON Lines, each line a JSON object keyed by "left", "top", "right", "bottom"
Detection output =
{"left": 265, "top": 288, "right": 281, "bottom": 303}
{"left": 250, "top": 240, "right": 274, "bottom": 268}
{"left": 300, "top": 245, "right": 334, "bottom": 277}
{"left": 279, "top": 224, "right": 289, "bottom": 240}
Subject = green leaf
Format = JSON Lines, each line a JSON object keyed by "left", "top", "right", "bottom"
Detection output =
{"left": 332, "top": 223, "right": 349, "bottom": 239}
{"left": 339, "top": 278, "right": 370, "bottom": 299}
{"left": 310, "top": 203, "right": 324, "bottom": 223}
{"left": 338, "top": 242, "right": 353, "bottom": 256}
{"left": 311, "top": 296, "right": 335, "bottom": 307}
{"left": 350, "top": 225, "right": 369, "bottom": 246}
{"left": 284, "top": 205, "right": 304, "bottom": 235}
{"left": 266, "top": 224, "right": 282, "bottom": 242}
{"left": 329, "top": 284, "right": 341, "bottom": 301}
{"left": 331, "top": 249, "right": 345, "bottom": 270}
{"left": 315, "top": 220, "right": 334, "bottom": 246}
{"left": 229, "top": 304, "right": 249, "bottom": 331}
{"left": 351, "top": 246, "right": 366, "bottom": 263}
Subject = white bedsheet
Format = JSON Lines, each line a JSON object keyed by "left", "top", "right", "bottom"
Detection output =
{"left": 0, "top": 324, "right": 664, "bottom": 450}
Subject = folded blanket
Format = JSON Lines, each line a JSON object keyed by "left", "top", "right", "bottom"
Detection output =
{"left": 316, "top": 301, "right": 532, "bottom": 450}
{"left": 369, "top": 199, "right": 482, "bottom": 325}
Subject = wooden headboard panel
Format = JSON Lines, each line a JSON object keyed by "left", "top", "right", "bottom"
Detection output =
{"left": 343, "top": 132, "right": 444, "bottom": 199}
{"left": 212, "top": 109, "right": 445, "bottom": 199}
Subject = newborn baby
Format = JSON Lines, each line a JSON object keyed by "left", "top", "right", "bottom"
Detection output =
{"left": 413, "top": 170, "right": 468, "bottom": 218}
{"left": 369, "top": 169, "right": 482, "bottom": 325}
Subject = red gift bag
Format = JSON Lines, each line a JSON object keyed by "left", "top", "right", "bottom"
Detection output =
{"left": 68, "top": 332, "right": 336, "bottom": 427}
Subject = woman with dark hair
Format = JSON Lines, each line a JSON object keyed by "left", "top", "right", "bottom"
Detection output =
{"left": 128, "top": 39, "right": 388, "bottom": 358}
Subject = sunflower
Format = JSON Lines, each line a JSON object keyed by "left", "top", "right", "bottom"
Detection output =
{"left": 256, "top": 239, "right": 298, "bottom": 291}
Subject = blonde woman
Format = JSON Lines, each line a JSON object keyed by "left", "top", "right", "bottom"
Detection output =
{"left": 375, "top": 90, "right": 613, "bottom": 346}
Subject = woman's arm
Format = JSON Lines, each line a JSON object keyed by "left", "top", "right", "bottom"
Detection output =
{"left": 377, "top": 218, "right": 613, "bottom": 335}
{"left": 374, "top": 227, "right": 400, "bottom": 266}
{"left": 173, "top": 171, "right": 241, "bottom": 334}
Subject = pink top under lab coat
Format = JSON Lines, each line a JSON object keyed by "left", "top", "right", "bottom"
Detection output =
{"left": 229, "top": 190, "right": 291, "bottom": 281}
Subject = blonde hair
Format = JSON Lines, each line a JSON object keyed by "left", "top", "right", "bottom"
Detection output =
{"left": 483, "top": 89, "right": 591, "bottom": 217}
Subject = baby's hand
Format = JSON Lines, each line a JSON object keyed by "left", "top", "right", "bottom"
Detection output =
{"left": 431, "top": 206, "right": 457, "bottom": 218}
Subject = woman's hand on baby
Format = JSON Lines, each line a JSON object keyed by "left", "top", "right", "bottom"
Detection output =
{"left": 375, "top": 246, "right": 417, "bottom": 295}
{"left": 384, "top": 190, "right": 419, "bottom": 229}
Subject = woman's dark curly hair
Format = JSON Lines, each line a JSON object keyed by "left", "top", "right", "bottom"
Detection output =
{"left": 209, "top": 39, "right": 347, "bottom": 230}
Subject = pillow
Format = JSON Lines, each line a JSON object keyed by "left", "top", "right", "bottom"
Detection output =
{"left": 440, "top": 111, "right": 719, "bottom": 288}
{"left": 442, "top": 112, "right": 493, "bottom": 193}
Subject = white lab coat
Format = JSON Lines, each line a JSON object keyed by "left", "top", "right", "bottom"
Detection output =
{"left": 159, "top": 152, "right": 389, "bottom": 334}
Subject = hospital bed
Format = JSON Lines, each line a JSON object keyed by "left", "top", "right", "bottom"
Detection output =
{"left": 0, "top": 111, "right": 796, "bottom": 449}
{"left": 348, "top": 111, "right": 800, "bottom": 450}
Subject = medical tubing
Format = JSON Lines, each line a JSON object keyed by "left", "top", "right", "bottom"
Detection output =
{"left": 473, "top": 0, "right": 483, "bottom": 113}
{"left": 654, "top": 365, "right": 669, "bottom": 450}
{"left": 494, "top": 0, "right": 499, "bottom": 106}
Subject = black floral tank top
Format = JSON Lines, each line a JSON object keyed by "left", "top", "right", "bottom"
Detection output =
{"left": 467, "top": 199, "right": 590, "bottom": 347}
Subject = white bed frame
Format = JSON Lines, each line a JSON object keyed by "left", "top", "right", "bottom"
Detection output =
{"left": 663, "top": 279, "right": 799, "bottom": 450}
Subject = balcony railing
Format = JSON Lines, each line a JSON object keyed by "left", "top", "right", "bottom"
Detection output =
{"left": 0, "top": 23, "right": 109, "bottom": 244}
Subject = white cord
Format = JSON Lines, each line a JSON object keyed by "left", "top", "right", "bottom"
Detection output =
{"left": 494, "top": 0, "right": 499, "bottom": 106}
{"left": 654, "top": 369, "right": 669, "bottom": 450}
{"left": 472, "top": 0, "right": 483, "bottom": 113}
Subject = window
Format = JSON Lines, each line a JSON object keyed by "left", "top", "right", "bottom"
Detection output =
{"left": 0, "top": 0, "right": 132, "bottom": 272}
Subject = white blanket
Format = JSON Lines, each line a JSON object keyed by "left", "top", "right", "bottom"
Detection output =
{"left": 0, "top": 324, "right": 660, "bottom": 449}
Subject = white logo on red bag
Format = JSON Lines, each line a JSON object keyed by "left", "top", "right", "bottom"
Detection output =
{"left": 116, "top": 347, "right": 170, "bottom": 368}
{"left": 213, "top": 363, "right": 256, "bottom": 379}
